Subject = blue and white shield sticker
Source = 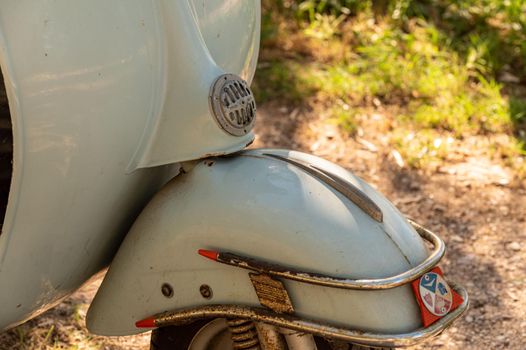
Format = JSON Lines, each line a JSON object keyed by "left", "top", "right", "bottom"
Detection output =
{"left": 418, "top": 271, "right": 453, "bottom": 316}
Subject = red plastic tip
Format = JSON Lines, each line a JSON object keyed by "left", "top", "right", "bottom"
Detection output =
{"left": 135, "top": 317, "right": 156, "bottom": 328}
{"left": 198, "top": 249, "right": 219, "bottom": 261}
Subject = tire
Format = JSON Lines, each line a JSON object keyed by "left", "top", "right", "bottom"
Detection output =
{"left": 150, "top": 318, "right": 392, "bottom": 350}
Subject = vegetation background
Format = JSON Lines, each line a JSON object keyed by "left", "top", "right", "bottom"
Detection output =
{"left": 0, "top": 0, "right": 524, "bottom": 349}
{"left": 255, "top": 0, "right": 526, "bottom": 176}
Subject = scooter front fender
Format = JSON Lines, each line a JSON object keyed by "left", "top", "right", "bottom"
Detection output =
{"left": 87, "top": 149, "right": 434, "bottom": 337}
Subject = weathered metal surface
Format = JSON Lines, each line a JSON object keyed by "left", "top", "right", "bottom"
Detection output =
{"left": 263, "top": 153, "right": 383, "bottom": 223}
{"left": 203, "top": 221, "right": 445, "bottom": 290}
{"left": 280, "top": 328, "right": 318, "bottom": 350}
{"left": 249, "top": 273, "right": 294, "bottom": 314}
{"left": 0, "top": 0, "right": 259, "bottom": 331}
{"left": 255, "top": 323, "right": 287, "bottom": 350}
{"left": 88, "top": 151, "right": 430, "bottom": 335}
{"left": 142, "top": 281, "right": 468, "bottom": 348}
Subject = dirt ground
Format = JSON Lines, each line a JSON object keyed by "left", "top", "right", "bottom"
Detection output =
{"left": 252, "top": 104, "right": 526, "bottom": 349}
{"left": 1, "top": 103, "right": 524, "bottom": 349}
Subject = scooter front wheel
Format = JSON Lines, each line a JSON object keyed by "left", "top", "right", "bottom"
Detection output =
{"left": 149, "top": 319, "right": 392, "bottom": 350}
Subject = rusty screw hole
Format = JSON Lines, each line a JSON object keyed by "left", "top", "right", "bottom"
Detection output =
{"left": 161, "top": 283, "right": 174, "bottom": 298}
{"left": 200, "top": 284, "right": 213, "bottom": 299}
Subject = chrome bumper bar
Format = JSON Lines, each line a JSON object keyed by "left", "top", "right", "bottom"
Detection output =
{"left": 148, "top": 281, "right": 468, "bottom": 348}
{"left": 201, "top": 220, "right": 445, "bottom": 290}
{"left": 138, "top": 221, "right": 468, "bottom": 347}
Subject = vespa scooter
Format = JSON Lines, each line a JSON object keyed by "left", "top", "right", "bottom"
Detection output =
{"left": 0, "top": 1, "right": 467, "bottom": 349}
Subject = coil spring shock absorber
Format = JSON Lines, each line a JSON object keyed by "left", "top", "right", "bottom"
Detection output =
{"left": 227, "top": 318, "right": 261, "bottom": 350}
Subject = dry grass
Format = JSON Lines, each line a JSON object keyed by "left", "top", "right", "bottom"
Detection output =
{"left": 0, "top": 274, "right": 150, "bottom": 350}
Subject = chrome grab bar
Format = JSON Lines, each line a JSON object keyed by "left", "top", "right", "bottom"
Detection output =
{"left": 137, "top": 221, "right": 466, "bottom": 347}
{"left": 200, "top": 220, "right": 445, "bottom": 290}
{"left": 145, "top": 282, "right": 468, "bottom": 348}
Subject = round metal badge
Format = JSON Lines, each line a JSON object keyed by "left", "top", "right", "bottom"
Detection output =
{"left": 209, "top": 74, "right": 256, "bottom": 136}
{"left": 419, "top": 272, "right": 453, "bottom": 316}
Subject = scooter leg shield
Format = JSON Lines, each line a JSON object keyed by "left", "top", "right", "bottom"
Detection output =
{"left": 86, "top": 149, "right": 463, "bottom": 344}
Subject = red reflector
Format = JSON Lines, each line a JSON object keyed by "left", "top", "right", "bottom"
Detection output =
{"left": 198, "top": 249, "right": 219, "bottom": 261}
{"left": 412, "top": 267, "right": 464, "bottom": 327}
{"left": 135, "top": 317, "right": 156, "bottom": 328}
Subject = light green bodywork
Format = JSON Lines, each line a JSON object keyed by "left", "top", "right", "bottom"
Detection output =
{"left": 87, "top": 149, "right": 429, "bottom": 336}
{"left": 0, "top": 0, "right": 260, "bottom": 331}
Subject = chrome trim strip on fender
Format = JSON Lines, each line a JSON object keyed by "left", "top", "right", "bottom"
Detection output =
{"left": 137, "top": 282, "right": 469, "bottom": 348}
{"left": 262, "top": 153, "right": 384, "bottom": 222}
{"left": 199, "top": 220, "right": 445, "bottom": 290}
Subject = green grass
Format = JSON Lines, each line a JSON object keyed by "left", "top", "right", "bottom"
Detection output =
{"left": 510, "top": 97, "right": 526, "bottom": 126}
{"left": 252, "top": 61, "right": 315, "bottom": 103}
{"left": 255, "top": 0, "right": 526, "bottom": 175}
{"left": 391, "top": 128, "right": 453, "bottom": 168}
